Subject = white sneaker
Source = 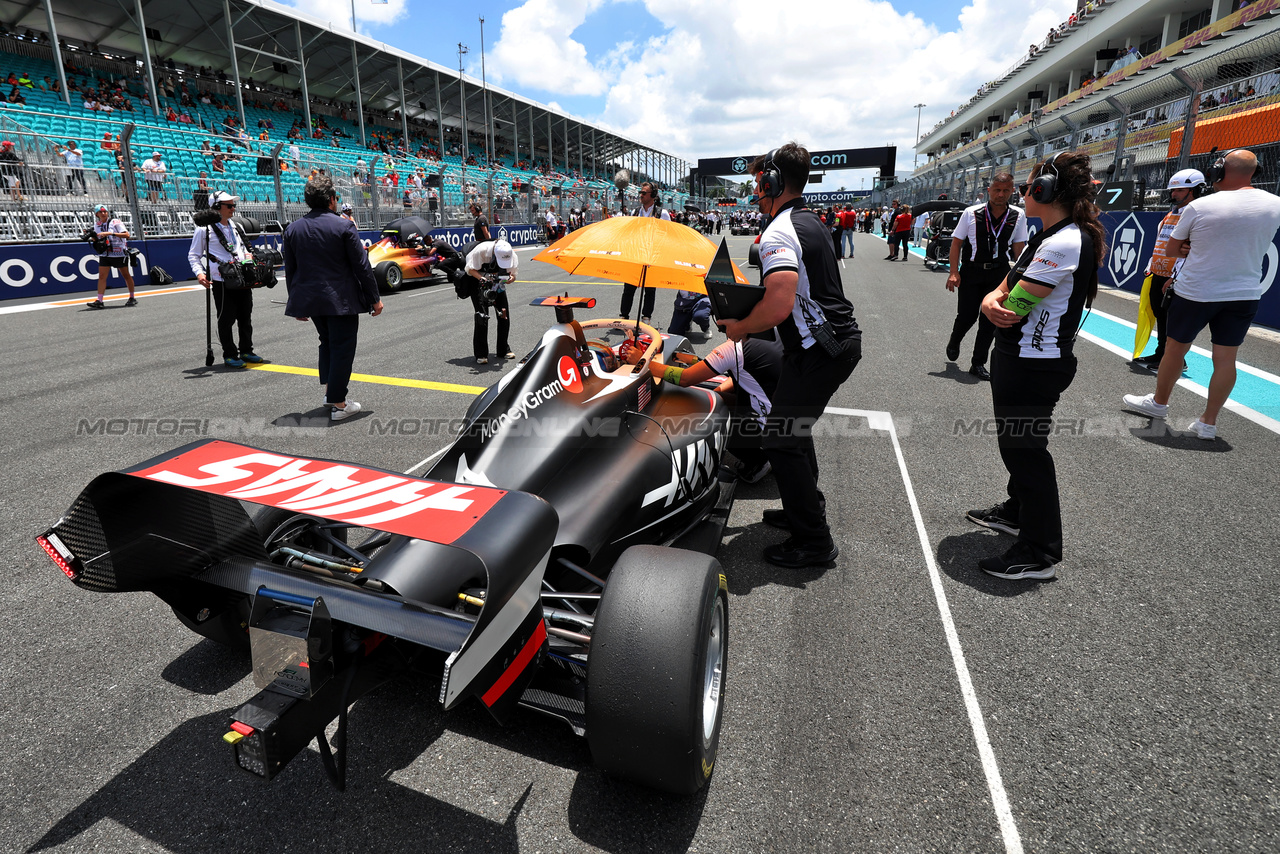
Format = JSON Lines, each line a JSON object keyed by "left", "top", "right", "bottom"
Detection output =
{"left": 1122, "top": 393, "right": 1168, "bottom": 419}
{"left": 476, "top": 357, "right": 489, "bottom": 365}
{"left": 331, "top": 401, "right": 361, "bottom": 421}
{"left": 1187, "top": 419, "right": 1217, "bottom": 440}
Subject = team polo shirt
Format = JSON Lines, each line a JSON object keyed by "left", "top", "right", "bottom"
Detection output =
{"left": 758, "top": 198, "right": 860, "bottom": 353}
{"left": 996, "top": 221, "right": 1093, "bottom": 359}
{"left": 703, "top": 337, "right": 782, "bottom": 425}
{"left": 952, "top": 203, "right": 1028, "bottom": 264}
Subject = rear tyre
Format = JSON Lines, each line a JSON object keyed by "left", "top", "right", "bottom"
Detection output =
{"left": 586, "top": 545, "right": 727, "bottom": 795}
{"left": 375, "top": 260, "right": 403, "bottom": 293}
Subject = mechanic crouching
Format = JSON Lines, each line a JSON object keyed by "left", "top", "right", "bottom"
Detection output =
{"left": 460, "top": 238, "right": 517, "bottom": 365}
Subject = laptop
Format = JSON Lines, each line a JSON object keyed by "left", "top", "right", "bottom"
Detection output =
{"left": 703, "top": 240, "right": 776, "bottom": 341}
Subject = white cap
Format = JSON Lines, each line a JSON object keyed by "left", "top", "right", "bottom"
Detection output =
{"left": 492, "top": 239, "right": 514, "bottom": 269}
{"left": 1167, "top": 169, "right": 1207, "bottom": 190}
{"left": 152, "top": 151, "right": 161, "bottom": 158}
{"left": 209, "top": 191, "right": 238, "bottom": 206}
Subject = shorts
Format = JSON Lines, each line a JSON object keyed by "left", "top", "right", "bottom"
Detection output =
{"left": 98, "top": 255, "right": 127, "bottom": 269}
{"left": 1166, "top": 294, "right": 1258, "bottom": 347}
{"left": 5, "top": 175, "right": 17, "bottom": 188}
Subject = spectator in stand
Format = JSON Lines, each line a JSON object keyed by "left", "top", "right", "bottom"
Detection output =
{"left": 211, "top": 152, "right": 226, "bottom": 174}
{"left": 0, "top": 140, "right": 24, "bottom": 201}
{"left": 56, "top": 140, "right": 87, "bottom": 195}
{"left": 142, "top": 151, "right": 166, "bottom": 201}
{"left": 8, "top": 85, "right": 26, "bottom": 105}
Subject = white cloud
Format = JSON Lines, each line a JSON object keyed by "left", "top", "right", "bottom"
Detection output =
{"left": 487, "top": 0, "right": 1078, "bottom": 172}
{"left": 279, "top": 0, "right": 409, "bottom": 33}
{"left": 489, "top": 0, "right": 612, "bottom": 96}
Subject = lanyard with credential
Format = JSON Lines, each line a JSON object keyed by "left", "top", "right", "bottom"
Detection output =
{"left": 984, "top": 205, "right": 1009, "bottom": 259}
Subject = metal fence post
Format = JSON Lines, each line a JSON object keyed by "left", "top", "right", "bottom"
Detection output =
{"left": 370, "top": 155, "right": 379, "bottom": 230}
{"left": 1171, "top": 68, "right": 1202, "bottom": 173}
{"left": 119, "top": 123, "right": 144, "bottom": 237}
{"left": 270, "top": 141, "right": 285, "bottom": 223}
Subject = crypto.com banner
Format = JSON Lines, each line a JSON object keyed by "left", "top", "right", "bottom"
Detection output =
{"left": 0, "top": 223, "right": 544, "bottom": 300}
{"left": 1098, "top": 210, "right": 1280, "bottom": 329}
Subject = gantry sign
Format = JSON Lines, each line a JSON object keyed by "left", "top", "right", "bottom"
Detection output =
{"left": 693, "top": 146, "right": 897, "bottom": 187}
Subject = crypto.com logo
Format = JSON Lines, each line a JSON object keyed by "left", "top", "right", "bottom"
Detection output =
{"left": 1108, "top": 213, "right": 1145, "bottom": 287}
{"left": 731, "top": 157, "right": 749, "bottom": 174}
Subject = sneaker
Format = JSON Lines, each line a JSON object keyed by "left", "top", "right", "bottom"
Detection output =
{"left": 504, "top": 351, "right": 516, "bottom": 359}
{"left": 738, "top": 460, "right": 772, "bottom": 484}
{"left": 945, "top": 340, "right": 960, "bottom": 362}
{"left": 87, "top": 299, "right": 104, "bottom": 309}
{"left": 224, "top": 357, "right": 245, "bottom": 368}
{"left": 476, "top": 357, "right": 489, "bottom": 365}
{"left": 1187, "top": 418, "right": 1217, "bottom": 440}
{"left": 240, "top": 352, "right": 264, "bottom": 364}
{"left": 966, "top": 503, "right": 1019, "bottom": 536}
{"left": 762, "top": 537, "right": 838, "bottom": 569}
{"left": 979, "top": 541, "right": 1056, "bottom": 581}
{"left": 331, "top": 401, "right": 362, "bottom": 421}
{"left": 1122, "top": 392, "right": 1169, "bottom": 419}
{"left": 124, "top": 297, "right": 137, "bottom": 307}
{"left": 322, "top": 399, "right": 337, "bottom": 411}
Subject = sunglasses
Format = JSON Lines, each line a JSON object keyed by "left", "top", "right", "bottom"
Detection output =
{"left": 1017, "top": 184, "right": 1030, "bottom": 196}
{"left": 220, "top": 202, "right": 237, "bottom": 208}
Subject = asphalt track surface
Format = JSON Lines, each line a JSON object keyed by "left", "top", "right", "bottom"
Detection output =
{"left": 2, "top": 231, "right": 1277, "bottom": 853}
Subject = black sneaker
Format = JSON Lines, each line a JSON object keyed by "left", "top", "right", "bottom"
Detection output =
{"left": 966, "top": 503, "right": 1019, "bottom": 536}
{"left": 87, "top": 299, "right": 104, "bottom": 309}
{"left": 946, "top": 340, "right": 960, "bottom": 362}
{"left": 979, "top": 541, "right": 1056, "bottom": 581}
{"left": 124, "top": 297, "right": 137, "bottom": 307}
{"left": 763, "top": 538, "right": 838, "bottom": 569}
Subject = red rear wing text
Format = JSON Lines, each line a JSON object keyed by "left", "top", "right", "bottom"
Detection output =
{"left": 131, "top": 440, "right": 506, "bottom": 544}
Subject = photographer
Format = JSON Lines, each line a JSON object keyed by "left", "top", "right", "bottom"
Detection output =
{"left": 284, "top": 174, "right": 382, "bottom": 421}
{"left": 188, "top": 191, "right": 262, "bottom": 368}
{"left": 462, "top": 238, "right": 516, "bottom": 364}
{"left": 718, "top": 143, "right": 861, "bottom": 569}
{"left": 85, "top": 203, "right": 135, "bottom": 309}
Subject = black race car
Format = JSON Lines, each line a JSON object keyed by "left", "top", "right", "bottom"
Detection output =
{"left": 37, "top": 297, "right": 734, "bottom": 796}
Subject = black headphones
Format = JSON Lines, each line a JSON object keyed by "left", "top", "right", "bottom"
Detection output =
{"left": 1207, "top": 148, "right": 1259, "bottom": 185}
{"left": 758, "top": 148, "right": 784, "bottom": 199}
{"left": 1027, "top": 153, "right": 1065, "bottom": 204}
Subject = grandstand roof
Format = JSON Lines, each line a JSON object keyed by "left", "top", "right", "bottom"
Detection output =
{"left": 0, "top": 0, "right": 675, "bottom": 173}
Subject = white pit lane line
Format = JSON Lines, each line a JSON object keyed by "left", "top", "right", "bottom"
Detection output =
{"left": 827, "top": 406, "right": 1025, "bottom": 854}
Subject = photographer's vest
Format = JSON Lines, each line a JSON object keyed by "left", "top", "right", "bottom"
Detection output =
{"left": 633, "top": 204, "right": 663, "bottom": 218}
{"left": 962, "top": 205, "right": 1021, "bottom": 273}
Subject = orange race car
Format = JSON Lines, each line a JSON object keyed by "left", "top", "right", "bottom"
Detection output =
{"left": 367, "top": 214, "right": 451, "bottom": 292}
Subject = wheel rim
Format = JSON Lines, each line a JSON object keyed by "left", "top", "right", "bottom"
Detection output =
{"left": 701, "top": 597, "right": 725, "bottom": 744}
{"left": 386, "top": 265, "right": 402, "bottom": 288}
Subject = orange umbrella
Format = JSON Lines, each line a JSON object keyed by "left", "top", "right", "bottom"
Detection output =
{"left": 532, "top": 216, "right": 749, "bottom": 293}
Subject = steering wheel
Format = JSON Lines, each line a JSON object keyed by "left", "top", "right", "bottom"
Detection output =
{"left": 576, "top": 317, "right": 663, "bottom": 369}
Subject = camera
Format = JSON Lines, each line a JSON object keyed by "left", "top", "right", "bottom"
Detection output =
{"left": 476, "top": 274, "right": 505, "bottom": 309}
{"left": 81, "top": 227, "right": 110, "bottom": 255}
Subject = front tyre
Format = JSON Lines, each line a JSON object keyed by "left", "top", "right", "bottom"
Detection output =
{"left": 375, "top": 260, "right": 403, "bottom": 293}
{"left": 586, "top": 545, "right": 727, "bottom": 795}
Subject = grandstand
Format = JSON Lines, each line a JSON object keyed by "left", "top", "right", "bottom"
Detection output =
{"left": 0, "top": 0, "right": 696, "bottom": 246}
{"left": 901, "top": 0, "right": 1280, "bottom": 205}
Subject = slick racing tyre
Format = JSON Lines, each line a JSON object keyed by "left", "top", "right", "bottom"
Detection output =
{"left": 375, "top": 260, "right": 403, "bottom": 293}
{"left": 586, "top": 545, "right": 727, "bottom": 795}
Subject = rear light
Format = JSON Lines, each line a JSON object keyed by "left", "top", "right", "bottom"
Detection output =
{"left": 36, "top": 531, "right": 79, "bottom": 580}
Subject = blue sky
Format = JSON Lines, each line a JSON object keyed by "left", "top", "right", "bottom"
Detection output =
{"left": 287, "top": 0, "right": 1076, "bottom": 189}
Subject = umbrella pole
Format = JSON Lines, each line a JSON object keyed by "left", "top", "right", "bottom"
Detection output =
{"left": 635, "top": 266, "right": 646, "bottom": 339}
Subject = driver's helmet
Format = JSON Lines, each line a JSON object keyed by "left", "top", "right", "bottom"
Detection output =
{"left": 592, "top": 345, "right": 619, "bottom": 373}
{"left": 618, "top": 332, "right": 653, "bottom": 365}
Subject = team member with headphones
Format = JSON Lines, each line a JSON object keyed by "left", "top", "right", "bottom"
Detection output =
{"left": 1133, "top": 168, "right": 1207, "bottom": 373}
{"left": 1124, "top": 149, "right": 1280, "bottom": 440}
{"left": 718, "top": 143, "right": 861, "bottom": 569}
{"left": 970, "top": 151, "right": 1105, "bottom": 581}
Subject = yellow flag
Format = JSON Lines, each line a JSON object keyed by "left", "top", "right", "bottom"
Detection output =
{"left": 1133, "top": 274, "right": 1155, "bottom": 358}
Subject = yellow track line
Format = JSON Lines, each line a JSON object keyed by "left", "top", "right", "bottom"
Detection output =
{"left": 245, "top": 361, "right": 486, "bottom": 395}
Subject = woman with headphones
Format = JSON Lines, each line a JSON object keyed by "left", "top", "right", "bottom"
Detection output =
{"left": 968, "top": 151, "right": 1106, "bottom": 581}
